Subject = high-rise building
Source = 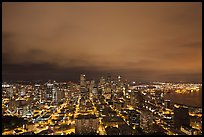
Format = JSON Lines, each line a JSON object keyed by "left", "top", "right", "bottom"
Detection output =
{"left": 52, "top": 87, "right": 65, "bottom": 103}
{"left": 154, "top": 90, "right": 164, "bottom": 105}
{"left": 173, "top": 104, "right": 190, "bottom": 129}
{"left": 140, "top": 110, "right": 154, "bottom": 133}
{"left": 130, "top": 90, "right": 144, "bottom": 109}
{"left": 80, "top": 74, "right": 89, "bottom": 101}
{"left": 80, "top": 86, "right": 88, "bottom": 100}
{"left": 58, "top": 88, "right": 65, "bottom": 102}
{"left": 46, "top": 83, "right": 54, "bottom": 101}
{"left": 128, "top": 110, "right": 140, "bottom": 127}
{"left": 80, "top": 74, "right": 86, "bottom": 87}
{"left": 52, "top": 87, "right": 57, "bottom": 102}
{"left": 164, "top": 99, "right": 171, "bottom": 109}
{"left": 136, "top": 90, "right": 144, "bottom": 109}
{"left": 75, "top": 114, "right": 99, "bottom": 135}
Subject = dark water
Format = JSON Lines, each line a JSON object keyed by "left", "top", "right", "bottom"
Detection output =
{"left": 164, "top": 90, "right": 202, "bottom": 108}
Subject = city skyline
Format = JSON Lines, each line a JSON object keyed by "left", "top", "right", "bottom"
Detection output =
{"left": 2, "top": 2, "right": 202, "bottom": 83}
{"left": 2, "top": 73, "right": 202, "bottom": 135}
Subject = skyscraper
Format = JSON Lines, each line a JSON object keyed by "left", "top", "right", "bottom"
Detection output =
{"left": 128, "top": 110, "right": 140, "bottom": 127}
{"left": 46, "top": 83, "right": 54, "bottom": 101}
{"left": 80, "top": 74, "right": 89, "bottom": 103}
{"left": 140, "top": 110, "right": 153, "bottom": 133}
{"left": 80, "top": 74, "right": 86, "bottom": 87}
{"left": 173, "top": 104, "right": 190, "bottom": 129}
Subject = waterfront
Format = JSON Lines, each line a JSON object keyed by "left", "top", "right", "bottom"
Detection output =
{"left": 164, "top": 89, "right": 202, "bottom": 108}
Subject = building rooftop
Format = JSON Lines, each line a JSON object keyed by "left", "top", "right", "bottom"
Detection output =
{"left": 105, "top": 126, "right": 120, "bottom": 135}
{"left": 76, "top": 114, "right": 97, "bottom": 119}
{"left": 102, "top": 116, "right": 125, "bottom": 123}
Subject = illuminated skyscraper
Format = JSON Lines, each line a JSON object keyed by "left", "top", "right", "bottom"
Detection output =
{"left": 80, "top": 74, "right": 89, "bottom": 101}
{"left": 52, "top": 87, "right": 64, "bottom": 103}
{"left": 80, "top": 74, "right": 86, "bottom": 87}
{"left": 128, "top": 110, "right": 140, "bottom": 127}
{"left": 46, "top": 83, "right": 54, "bottom": 101}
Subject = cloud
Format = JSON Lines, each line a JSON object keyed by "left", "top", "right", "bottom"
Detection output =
{"left": 2, "top": 2, "right": 202, "bottom": 83}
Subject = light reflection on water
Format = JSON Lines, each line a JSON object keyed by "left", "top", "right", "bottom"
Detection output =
{"left": 164, "top": 89, "right": 202, "bottom": 107}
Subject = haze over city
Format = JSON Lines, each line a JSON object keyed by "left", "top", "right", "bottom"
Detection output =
{"left": 2, "top": 2, "right": 202, "bottom": 83}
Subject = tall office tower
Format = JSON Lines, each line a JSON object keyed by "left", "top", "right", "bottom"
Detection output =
{"left": 52, "top": 87, "right": 64, "bottom": 103}
{"left": 135, "top": 90, "right": 144, "bottom": 109}
{"left": 52, "top": 87, "right": 57, "bottom": 102}
{"left": 154, "top": 90, "right": 164, "bottom": 106}
{"left": 80, "top": 74, "right": 86, "bottom": 87}
{"left": 39, "top": 89, "right": 44, "bottom": 102}
{"left": 130, "top": 90, "right": 137, "bottom": 108}
{"left": 124, "top": 80, "right": 129, "bottom": 96}
{"left": 98, "top": 77, "right": 105, "bottom": 95}
{"left": 128, "top": 110, "right": 140, "bottom": 127}
{"left": 164, "top": 99, "right": 171, "bottom": 109}
{"left": 173, "top": 104, "right": 190, "bottom": 129}
{"left": 80, "top": 87, "right": 89, "bottom": 105}
{"left": 75, "top": 114, "right": 99, "bottom": 135}
{"left": 140, "top": 110, "right": 154, "bottom": 133}
{"left": 130, "top": 90, "right": 135, "bottom": 107}
{"left": 58, "top": 88, "right": 65, "bottom": 102}
{"left": 130, "top": 89, "right": 144, "bottom": 109}
{"left": 46, "top": 83, "right": 54, "bottom": 101}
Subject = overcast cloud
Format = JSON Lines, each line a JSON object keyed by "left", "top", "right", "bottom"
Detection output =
{"left": 2, "top": 2, "right": 202, "bottom": 82}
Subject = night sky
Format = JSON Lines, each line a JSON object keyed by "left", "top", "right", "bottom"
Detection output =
{"left": 2, "top": 2, "right": 202, "bottom": 83}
